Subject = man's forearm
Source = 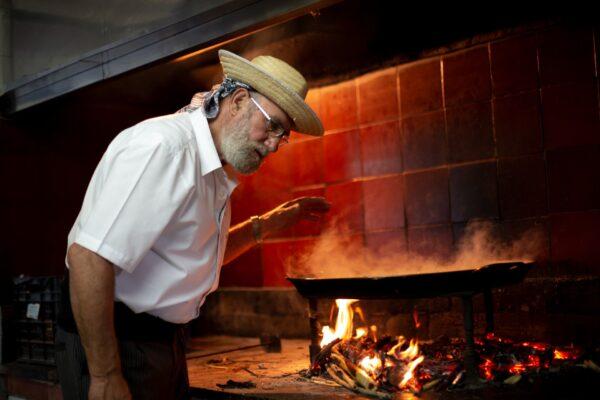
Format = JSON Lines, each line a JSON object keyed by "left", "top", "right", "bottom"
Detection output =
{"left": 67, "top": 243, "right": 122, "bottom": 377}
{"left": 223, "top": 218, "right": 257, "bottom": 265}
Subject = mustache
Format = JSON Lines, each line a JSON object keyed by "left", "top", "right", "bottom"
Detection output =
{"left": 253, "top": 143, "right": 269, "bottom": 158}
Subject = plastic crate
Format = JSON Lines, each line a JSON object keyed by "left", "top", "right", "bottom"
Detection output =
{"left": 12, "top": 276, "right": 61, "bottom": 365}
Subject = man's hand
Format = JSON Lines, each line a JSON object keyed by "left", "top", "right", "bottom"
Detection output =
{"left": 260, "top": 196, "right": 331, "bottom": 238}
{"left": 223, "top": 197, "right": 331, "bottom": 265}
{"left": 89, "top": 370, "right": 132, "bottom": 400}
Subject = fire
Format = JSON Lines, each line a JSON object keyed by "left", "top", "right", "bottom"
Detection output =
{"left": 354, "top": 327, "right": 367, "bottom": 339}
{"left": 398, "top": 339, "right": 420, "bottom": 360}
{"left": 480, "top": 357, "right": 495, "bottom": 380}
{"left": 320, "top": 299, "right": 358, "bottom": 347}
{"left": 311, "top": 313, "right": 585, "bottom": 397}
{"left": 358, "top": 355, "right": 382, "bottom": 376}
{"left": 521, "top": 341, "right": 549, "bottom": 351}
{"left": 399, "top": 355, "right": 425, "bottom": 388}
{"left": 316, "top": 299, "right": 425, "bottom": 394}
{"left": 412, "top": 307, "right": 421, "bottom": 329}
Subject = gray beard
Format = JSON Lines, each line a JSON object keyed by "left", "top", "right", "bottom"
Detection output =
{"left": 220, "top": 115, "right": 267, "bottom": 175}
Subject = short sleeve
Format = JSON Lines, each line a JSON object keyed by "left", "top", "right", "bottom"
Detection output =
{"left": 72, "top": 141, "right": 195, "bottom": 272}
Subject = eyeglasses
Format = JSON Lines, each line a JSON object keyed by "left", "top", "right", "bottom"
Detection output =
{"left": 249, "top": 96, "right": 290, "bottom": 145}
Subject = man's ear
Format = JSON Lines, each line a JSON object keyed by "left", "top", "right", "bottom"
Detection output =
{"left": 228, "top": 88, "right": 250, "bottom": 117}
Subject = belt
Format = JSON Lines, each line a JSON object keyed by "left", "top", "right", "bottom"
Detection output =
{"left": 57, "top": 270, "right": 185, "bottom": 342}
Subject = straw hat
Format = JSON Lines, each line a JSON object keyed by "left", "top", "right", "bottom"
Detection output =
{"left": 218, "top": 49, "right": 323, "bottom": 136}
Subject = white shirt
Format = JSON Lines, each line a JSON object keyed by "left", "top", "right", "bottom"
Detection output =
{"left": 67, "top": 108, "right": 237, "bottom": 323}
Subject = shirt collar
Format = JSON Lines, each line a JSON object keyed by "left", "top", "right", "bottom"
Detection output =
{"left": 188, "top": 108, "right": 223, "bottom": 176}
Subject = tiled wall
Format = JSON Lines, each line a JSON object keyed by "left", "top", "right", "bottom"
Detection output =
{"left": 220, "top": 23, "right": 600, "bottom": 287}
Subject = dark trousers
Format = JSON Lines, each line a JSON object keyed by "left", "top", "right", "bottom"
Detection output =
{"left": 55, "top": 326, "right": 189, "bottom": 400}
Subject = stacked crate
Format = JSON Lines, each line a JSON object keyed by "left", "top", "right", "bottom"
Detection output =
{"left": 13, "top": 277, "right": 60, "bottom": 366}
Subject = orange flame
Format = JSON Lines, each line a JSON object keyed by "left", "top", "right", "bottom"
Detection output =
{"left": 320, "top": 299, "right": 358, "bottom": 347}
{"left": 359, "top": 355, "right": 382, "bottom": 376}
{"left": 412, "top": 308, "right": 421, "bottom": 329}
{"left": 479, "top": 357, "right": 495, "bottom": 380}
{"left": 399, "top": 355, "right": 425, "bottom": 388}
{"left": 399, "top": 339, "right": 420, "bottom": 360}
{"left": 553, "top": 348, "right": 579, "bottom": 360}
{"left": 355, "top": 327, "right": 368, "bottom": 339}
{"left": 320, "top": 299, "right": 425, "bottom": 392}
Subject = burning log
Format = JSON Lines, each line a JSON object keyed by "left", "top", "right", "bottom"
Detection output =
{"left": 325, "top": 364, "right": 393, "bottom": 399}
{"left": 305, "top": 298, "right": 595, "bottom": 398}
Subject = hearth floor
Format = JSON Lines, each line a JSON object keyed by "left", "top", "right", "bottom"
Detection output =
{"left": 187, "top": 336, "right": 364, "bottom": 400}
{"left": 186, "top": 336, "right": 597, "bottom": 400}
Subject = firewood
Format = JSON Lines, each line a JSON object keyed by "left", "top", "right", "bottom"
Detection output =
{"left": 355, "top": 367, "right": 377, "bottom": 390}
{"left": 327, "top": 364, "right": 393, "bottom": 399}
{"left": 504, "top": 374, "right": 522, "bottom": 385}
{"left": 312, "top": 338, "right": 341, "bottom": 370}
{"left": 422, "top": 378, "right": 441, "bottom": 391}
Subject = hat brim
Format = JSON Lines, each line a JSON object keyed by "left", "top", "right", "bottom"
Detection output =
{"left": 218, "top": 50, "right": 323, "bottom": 136}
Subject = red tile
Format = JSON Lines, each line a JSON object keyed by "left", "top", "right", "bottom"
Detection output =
{"left": 498, "top": 218, "right": 550, "bottom": 277}
{"left": 550, "top": 211, "right": 600, "bottom": 275}
{"left": 398, "top": 58, "right": 443, "bottom": 117}
{"left": 449, "top": 161, "right": 499, "bottom": 222}
{"left": 290, "top": 89, "right": 322, "bottom": 142}
{"left": 323, "top": 129, "right": 361, "bottom": 183}
{"left": 305, "top": 88, "right": 321, "bottom": 123}
{"left": 401, "top": 110, "right": 447, "bottom": 170}
{"left": 360, "top": 120, "right": 402, "bottom": 176}
{"left": 365, "top": 229, "right": 407, "bottom": 256}
{"left": 491, "top": 34, "right": 539, "bottom": 96}
{"left": 363, "top": 175, "right": 405, "bottom": 231}
{"left": 494, "top": 91, "right": 543, "bottom": 157}
{"left": 325, "top": 181, "right": 364, "bottom": 232}
{"left": 286, "top": 237, "right": 318, "bottom": 277}
{"left": 257, "top": 144, "right": 293, "bottom": 189}
{"left": 289, "top": 138, "right": 324, "bottom": 187}
{"left": 547, "top": 145, "right": 600, "bottom": 212}
{"left": 405, "top": 168, "right": 450, "bottom": 226}
{"left": 408, "top": 225, "right": 454, "bottom": 261}
{"left": 443, "top": 46, "right": 492, "bottom": 107}
{"left": 320, "top": 80, "right": 358, "bottom": 132}
{"left": 539, "top": 26, "right": 595, "bottom": 86}
{"left": 541, "top": 81, "right": 600, "bottom": 150}
{"left": 498, "top": 155, "right": 547, "bottom": 219}
{"left": 219, "top": 247, "right": 263, "bottom": 287}
{"left": 262, "top": 241, "right": 295, "bottom": 287}
{"left": 230, "top": 174, "right": 263, "bottom": 224}
{"left": 232, "top": 168, "right": 292, "bottom": 225}
{"left": 290, "top": 187, "right": 326, "bottom": 237}
{"left": 357, "top": 67, "right": 399, "bottom": 124}
{"left": 446, "top": 101, "right": 495, "bottom": 163}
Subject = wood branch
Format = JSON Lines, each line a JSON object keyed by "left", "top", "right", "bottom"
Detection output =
{"left": 326, "top": 364, "right": 393, "bottom": 399}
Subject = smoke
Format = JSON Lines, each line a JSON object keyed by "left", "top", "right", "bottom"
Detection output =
{"left": 287, "top": 220, "right": 545, "bottom": 278}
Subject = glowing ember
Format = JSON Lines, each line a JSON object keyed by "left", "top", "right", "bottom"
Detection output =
{"left": 553, "top": 347, "right": 580, "bottom": 360}
{"left": 309, "top": 299, "right": 587, "bottom": 397}
{"left": 521, "top": 342, "right": 549, "bottom": 352}
{"left": 412, "top": 308, "right": 421, "bottom": 329}
{"left": 480, "top": 357, "right": 495, "bottom": 380}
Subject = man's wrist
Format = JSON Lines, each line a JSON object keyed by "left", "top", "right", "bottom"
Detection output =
{"left": 250, "top": 215, "right": 263, "bottom": 244}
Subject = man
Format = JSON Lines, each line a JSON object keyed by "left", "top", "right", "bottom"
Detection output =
{"left": 56, "top": 50, "right": 329, "bottom": 399}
